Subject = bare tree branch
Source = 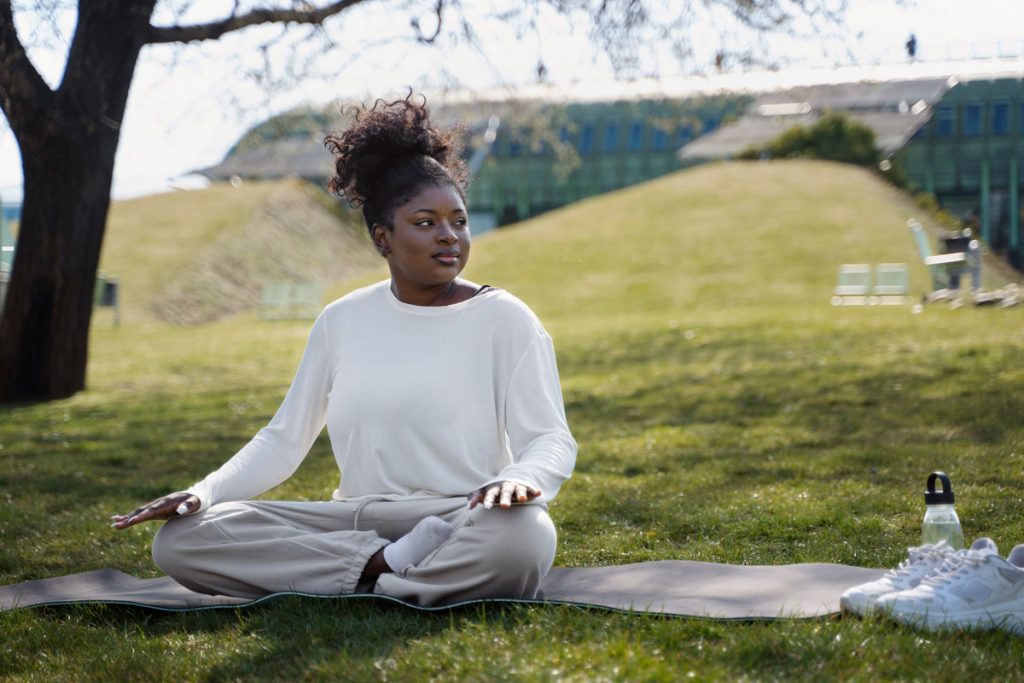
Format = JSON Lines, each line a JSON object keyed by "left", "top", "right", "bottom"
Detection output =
{"left": 145, "top": 0, "right": 369, "bottom": 45}
{"left": 411, "top": 0, "right": 444, "bottom": 44}
{"left": 0, "top": 0, "right": 55, "bottom": 132}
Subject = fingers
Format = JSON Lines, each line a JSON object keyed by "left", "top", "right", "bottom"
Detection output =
{"left": 110, "top": 507, "right": 151, "bottom": 529}
{"left": 110, "top": 504, "right": 150, "bottom": 529}
{"left": 176, "top": 495, "right": 200, "bottom": 516}
{"left": 470, "top": 482, "right": 543, "bottom": 510}
{"left": 111, "top": 503, "right": 161, "bottom": 529}
{"left": 514, "top": 483, "right": 528, "bottom": 504}
{"left": 482, "top": 484, "right": 502, "bottom": 509}
{"left": 499, "top": 482, "right": 518, "bottom": 508}
{"left": 110, "top": 493, "right": 197, "bottom": 530}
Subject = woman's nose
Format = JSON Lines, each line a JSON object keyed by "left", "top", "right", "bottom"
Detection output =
{"left": 437, "top": 221, "right": 457, "bottom": 242}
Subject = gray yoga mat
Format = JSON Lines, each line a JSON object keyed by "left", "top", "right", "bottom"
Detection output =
{"left": 0, "top": 561, "right": 884, "bottom": 619}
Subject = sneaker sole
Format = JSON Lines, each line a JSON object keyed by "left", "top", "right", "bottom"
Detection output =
{"left": 888, "top": 602, "right": 1024, "bottom": 633}
{"left": 841, "top": 593, "right": 889, "bottom": 617}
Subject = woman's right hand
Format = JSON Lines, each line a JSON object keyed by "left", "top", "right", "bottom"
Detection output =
{"left": 111, "top": 492, "right": 200, "bottom": 530}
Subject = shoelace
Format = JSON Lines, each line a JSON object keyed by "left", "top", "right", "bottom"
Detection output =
{"left": 919, "top": 551, "right": 988, "bottom": 588}
{"left": 884, "top": 544, "right": 949, "bottom": 580}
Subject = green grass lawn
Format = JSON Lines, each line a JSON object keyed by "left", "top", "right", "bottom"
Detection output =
{"left": 3, "top": 160, "right": 1024, "bottom": 680}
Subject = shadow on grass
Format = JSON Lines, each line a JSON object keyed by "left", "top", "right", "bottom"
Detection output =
{"left": 0, "top": 384, "right": 341, "bottom": 584}
{"left": 564, "top": 325, "right": 1024, "bottom": 453}
{"left": 551, "top": 323, "right": 1024, "bottom": 565}
{"left": 11, "top": 598, "right": 542, "bottom": 680}
{"left": 1, "top": 385, "right": 296, "bottom": 504}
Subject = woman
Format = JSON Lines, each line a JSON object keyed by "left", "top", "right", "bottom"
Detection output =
{"left": 112, "top": 94, "right": 577, "bottom": 606}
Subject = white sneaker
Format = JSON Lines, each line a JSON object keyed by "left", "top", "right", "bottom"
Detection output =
{"left": 915, "top": 537, "right": 999, "bottom": 584}
{"left": 840, "top": 541, "right": 959, "bottom": 616}
{"left": 877, "top": 542, "right": 1024, "bottom": 633}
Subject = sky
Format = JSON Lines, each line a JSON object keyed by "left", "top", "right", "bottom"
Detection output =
{"left": 1, "top": 0, "right": 1023, "bottom": 203}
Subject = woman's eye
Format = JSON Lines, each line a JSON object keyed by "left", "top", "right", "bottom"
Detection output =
{"left": 415, "top": 219, "right": 433, "bottom": 227}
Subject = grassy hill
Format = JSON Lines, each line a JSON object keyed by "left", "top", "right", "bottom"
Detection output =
{"left": 3, "top": 160, "right": 1024, "bottom": 679}
{"left": 99, "top": 160, "right": 1017, "bottom": 328}
{"left": 467, "top": 159, "right": 1015, "bottom": 324}
{"left": 100, "top": 179, "right": 377, "bottom": 325}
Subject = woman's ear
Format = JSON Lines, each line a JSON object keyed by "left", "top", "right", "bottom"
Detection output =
{"left": 372, "top": 223, "right": 391, "bottom": 257}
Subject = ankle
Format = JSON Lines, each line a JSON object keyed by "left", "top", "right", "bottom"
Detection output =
{"left": 359, "top": 547, "right": 391, "bottom": 584}
{"left": 382, "top": 516, "right": 454, "bottom": 572}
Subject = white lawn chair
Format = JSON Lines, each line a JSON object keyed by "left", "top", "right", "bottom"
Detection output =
{"left": 831, "top": 264, "right": 872, "bottom": 306}
{"left": 259, "top": 281, "right": 321, "bottom": 320}
{"left": 873, "top": 263, "right": 909, "bottom": 305}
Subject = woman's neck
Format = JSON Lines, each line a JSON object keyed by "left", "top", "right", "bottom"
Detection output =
{"left": 391, "top": 279, "right": 478, "bottom": 306}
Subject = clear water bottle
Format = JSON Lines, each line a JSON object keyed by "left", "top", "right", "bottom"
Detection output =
{"left": 922, "top": 471, "right": 964, "bottom": 550}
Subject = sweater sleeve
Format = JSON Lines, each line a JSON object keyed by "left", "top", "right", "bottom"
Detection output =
{"left": 186, "top": 314, "right": 332, "bottom": 511}
{"left": 492, "top": 333, "right": 577, "bottom": 503}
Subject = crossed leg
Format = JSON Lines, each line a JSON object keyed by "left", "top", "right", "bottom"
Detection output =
{"left": 152, "top": 496, "right": 556, "bottom": 605}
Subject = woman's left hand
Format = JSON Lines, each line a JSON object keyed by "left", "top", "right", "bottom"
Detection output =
{"left": 110, "top": 492, "right": 200, "bottom": 530}
{"left": 467, "top": 481, "right": 542, "bottom": 509}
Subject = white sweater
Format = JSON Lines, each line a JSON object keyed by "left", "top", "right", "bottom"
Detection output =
{"left": 188, "top": 281, "right": 577, "bottom": 510}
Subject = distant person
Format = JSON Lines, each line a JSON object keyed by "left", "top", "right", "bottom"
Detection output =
{"left": 964, "top": 206, "right": 980, "bottom": 234}
{"left": 906, "top": 33, "right": 917, "bottom": 61}
{"left": 113, "top": 94, "right": 577, "bottom": 605}
{"left": 947, "top": 208, "right": 982, "bottom": 291}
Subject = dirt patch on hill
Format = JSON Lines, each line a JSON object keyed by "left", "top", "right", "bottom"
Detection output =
{"left": 152, "top": 181, "right": 379, "bottom": 324}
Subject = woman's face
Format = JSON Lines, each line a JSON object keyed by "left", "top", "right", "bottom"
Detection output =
{"left": 374, "top": 184, "right": 471, "bottom": 294}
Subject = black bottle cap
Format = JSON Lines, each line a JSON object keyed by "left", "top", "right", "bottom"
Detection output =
{"left": 925, "top": 471, "right": 955, "bottom": 505}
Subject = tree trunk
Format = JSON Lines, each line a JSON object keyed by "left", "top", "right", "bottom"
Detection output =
{"left": 0, "top": 1, "right": 155, "bottom": 402}
{"left": 0, "top": 139, "right": 117, "bottom": 400}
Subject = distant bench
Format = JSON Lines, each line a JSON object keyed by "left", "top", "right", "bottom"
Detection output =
{"left": 94, "top": 273, "right": 121, "bottom": 326}
{"left": 831, "top": 263, "right": 909, "bottom": 306}
{"left": 259, "top": 281, "right": 322, "bottom": 320}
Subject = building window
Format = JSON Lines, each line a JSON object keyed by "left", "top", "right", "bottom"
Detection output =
{"left": 934, "top": 153, "right": 956, "bottom": 190}
{"left": 507, "top": 139, "right": 522, "bottom": 157}
{"left": 934, "top": 105, "right": 956, "bottom": 137}
{"left": 961, "top": 157, "right": 981, "bottom": 188}
{"left": 603, "top": 122, "right": 619, "bottom": 152}
{"left": 651, "top": 127, "right": 669, "bottom": 150}
{"left": 624, "top": 156, "right": 644, "bottom": 184}
{"left": 963, "top": 104, "right": 982, "bottom": 136}
{"left": 579, "top": 124, "right": 594, "bottom": 154}
{"left": 992, "top": 102, "right": 1010, "bottom": 135}
{"left": 991, "top": 158, "right": 1009, "bottom": 185}
{"left": 472, "top": 175, "right": 495, "bottom": 207}
{"left": 676, "top": 124, "right": 694, "bottom": 145}
{"left": 628, "top": 121, "right": 644, "bottom": 151}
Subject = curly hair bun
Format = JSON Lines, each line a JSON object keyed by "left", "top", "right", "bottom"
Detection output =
{"left": 325, "top": 93, "right": 468, "bottom": 230}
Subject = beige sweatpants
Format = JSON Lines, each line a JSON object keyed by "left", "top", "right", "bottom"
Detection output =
{"left": 151, "top": 495, "right": 557, "bottom": 606}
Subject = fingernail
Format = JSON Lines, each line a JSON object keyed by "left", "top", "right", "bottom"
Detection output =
{"left": 484, "top": 501, "right": 492, "bottom": 509}
{"left": 110, "top": 522, "right": 119, "bottom": 528}
{"left": 176, "top": 503, "right": 190, "bottom": 515}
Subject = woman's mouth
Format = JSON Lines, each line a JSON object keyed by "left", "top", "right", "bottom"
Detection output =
{"left": 433, "top": 251, "right": 460, "bottom": 265}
